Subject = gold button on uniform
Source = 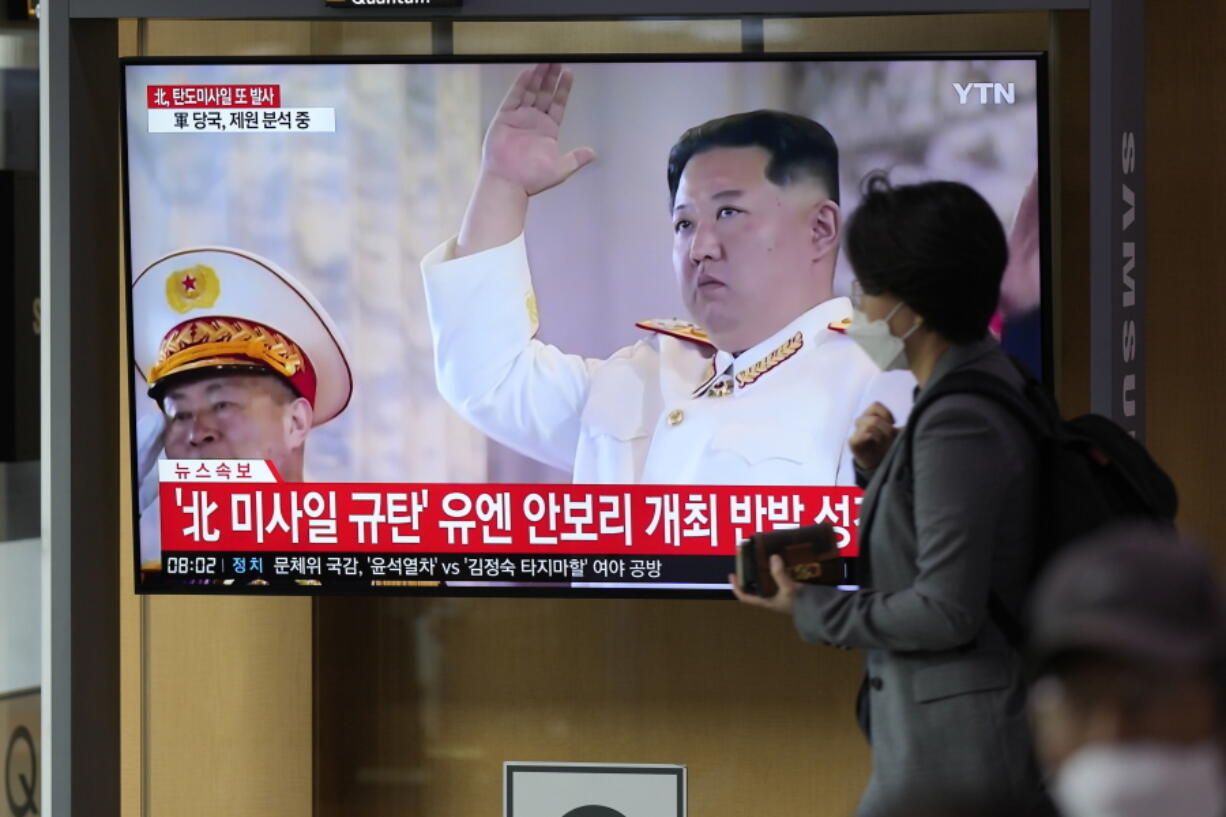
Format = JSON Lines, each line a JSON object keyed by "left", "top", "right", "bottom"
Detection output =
{"left": 667, "top": 409, "right": 685, "bottom": 427}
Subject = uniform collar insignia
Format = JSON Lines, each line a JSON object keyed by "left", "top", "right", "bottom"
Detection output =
{"left": 735, "top": 331, "right": 804, "bottom": 389}
{"left": 725, "top": 297, "right": 854, "bottom": 390}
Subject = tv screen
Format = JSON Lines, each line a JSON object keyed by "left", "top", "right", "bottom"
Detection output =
{"left": 123, "top": 55, "right": 1047, "bottom": 596}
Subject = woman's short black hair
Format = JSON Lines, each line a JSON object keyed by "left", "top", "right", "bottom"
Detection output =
{"left": 845, "top": 172, "right": 1008, "bottom": 345}
{"left": 667, "top": 110, "right": 840, "bottom": 207}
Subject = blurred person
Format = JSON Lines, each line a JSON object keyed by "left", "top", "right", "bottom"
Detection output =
{"left": 132, "top": 246, "right": 353, "bottom": 570}
{"left": 1027, "top": 522, "right": 1226, "bottom": 817}
{"left": 421, "top": 63, "right": 910, "bottom": 487}
{"left": 732, "top": 174, "right": 1053, "bottom": 816}
{"left": 997, "top": 170, "right": 1043, "bottom": 371}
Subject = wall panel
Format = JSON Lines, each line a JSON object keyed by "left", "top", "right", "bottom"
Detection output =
{"left": 765, "top": 11, "right": 1049, "bottom": 51}
{"left": 309, "top": 22, "right": 432, "bottom": 55}
{"left": 1144, "top": 0, "right": 1226, "bottom": 550}
{"left": 453, "top": 19, "right": 740, "bottom": 54}
{"left": 1051, "top": 11, "right": 1091, "bottom": 416}
{"left": 142, "top": 20, "right": 314, "bottom": 57}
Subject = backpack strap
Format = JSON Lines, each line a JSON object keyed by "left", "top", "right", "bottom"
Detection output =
{"left": 901, "top": 366, "right": 1052, "bottom": 476}
{"left": 898, "top": 359, "right": 1051, "bottom": 649}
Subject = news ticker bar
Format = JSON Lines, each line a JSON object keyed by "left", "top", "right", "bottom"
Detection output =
{"left": 153, "top": 551, "right": 857, "bottom": 587}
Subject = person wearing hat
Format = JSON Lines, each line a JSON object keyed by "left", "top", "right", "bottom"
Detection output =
{"left": 132, "top": 246, "right": 353, "bottom": 571}
{"left": 1027, "top": 522, "right": 1226, "bottom": 817}
{"left": 421, "top": 63, "right": 912, "bottom": 487}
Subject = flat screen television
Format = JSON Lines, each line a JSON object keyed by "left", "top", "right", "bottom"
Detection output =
{"left": 123, "top": 54, "right": 1048, "bottom": 596}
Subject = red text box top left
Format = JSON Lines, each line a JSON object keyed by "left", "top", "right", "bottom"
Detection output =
{"left": 147, "top": 85, "right": 281, "bottom": 109}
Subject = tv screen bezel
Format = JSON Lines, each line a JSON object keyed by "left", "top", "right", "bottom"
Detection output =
{"left": 120, "top": 50, "right": 1052, "bottom": 598}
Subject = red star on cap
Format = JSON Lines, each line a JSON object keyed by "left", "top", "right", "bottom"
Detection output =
{"left": 181, "top": 275, "right": 197, "bottom": 292}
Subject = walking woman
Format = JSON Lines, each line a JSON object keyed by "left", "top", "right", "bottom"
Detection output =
{"left": 732, "top": 174, "right": 1054, "bottom": 817}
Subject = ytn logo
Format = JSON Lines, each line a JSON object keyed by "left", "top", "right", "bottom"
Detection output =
{"left": 953, "top": 82, "right": 1016, "bottom": 105}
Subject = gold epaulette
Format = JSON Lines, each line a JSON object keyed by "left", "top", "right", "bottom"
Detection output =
{"left": 635, "top": 318, "right": 715, "bottom": 348}
{"left": 827, "top": 317, "right": 852, "bottom": 334}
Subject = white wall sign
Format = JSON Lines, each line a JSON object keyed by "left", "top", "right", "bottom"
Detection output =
{"left": 505, "top": 762, "right": 686, "bottom": 817}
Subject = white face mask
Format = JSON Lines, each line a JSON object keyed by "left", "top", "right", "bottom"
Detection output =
{"left": 845, "top": 301, "right": 921, "bottom": 372}
{"left": 1052, "top": 741, "right": 1226, "bottom": 817}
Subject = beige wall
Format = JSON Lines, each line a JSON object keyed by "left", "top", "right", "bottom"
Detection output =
{"left": 1145, "top": 0, "right": 1226, "bottom": 552}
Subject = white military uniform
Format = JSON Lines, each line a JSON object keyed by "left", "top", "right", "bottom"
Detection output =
{"left": 422, "top": 234, "right": 913, "bottom": 486}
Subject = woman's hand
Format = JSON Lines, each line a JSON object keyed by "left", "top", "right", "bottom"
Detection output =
{"left": 728, "top": 555, "right": 801, "bottom": 615}
{"left": 850, "top": 401, "right": 899, "bottom": 471}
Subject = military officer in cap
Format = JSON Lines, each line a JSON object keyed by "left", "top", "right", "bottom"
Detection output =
{"left": 132, "top": 246, "right": 353, "bottom": 570}
{"left": 422, "top": 63, "right": 911, "bottom": 486}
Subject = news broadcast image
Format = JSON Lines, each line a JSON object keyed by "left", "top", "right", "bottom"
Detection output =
{"left": 123, "top": 58, "right": 1044, "bottom": 595}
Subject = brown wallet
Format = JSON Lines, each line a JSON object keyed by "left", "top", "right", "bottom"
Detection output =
{"left": 735, "top": 523, "right": 842, "bottom": 597}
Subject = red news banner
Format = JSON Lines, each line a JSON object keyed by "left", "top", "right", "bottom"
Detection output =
{"left": 160, "top": 460, "right": 862, "bottom": 556}
{"left": 147, "top": 84, "right": 281, "bottom": 108}
{"left": 156, "top": 460, "right": 862, "bottom": 587}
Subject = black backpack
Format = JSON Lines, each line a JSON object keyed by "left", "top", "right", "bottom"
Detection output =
{"left": 903, "top": 358, "right": 1178, "bottom": 646}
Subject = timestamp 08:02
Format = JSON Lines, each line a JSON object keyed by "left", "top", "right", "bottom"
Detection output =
{"left": 165, "top": 556, "right": 220, "bottom": 575}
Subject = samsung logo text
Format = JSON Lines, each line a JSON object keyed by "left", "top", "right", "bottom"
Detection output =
{"left": 1120, "top": 130, "right": 1138, "bottom": 429}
